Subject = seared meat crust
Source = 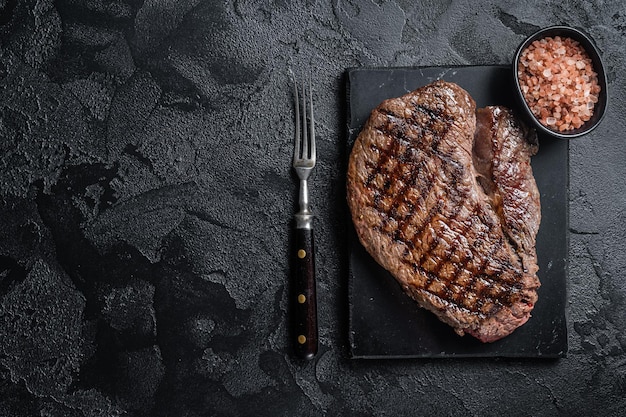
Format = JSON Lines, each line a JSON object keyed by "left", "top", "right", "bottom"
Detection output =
{"left": 347, "top": 80, "right": 540, "bottom": 342}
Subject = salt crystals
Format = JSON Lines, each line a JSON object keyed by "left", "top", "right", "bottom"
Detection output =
{"left": 517, "top": 35, "right": 601, "bottom": 132}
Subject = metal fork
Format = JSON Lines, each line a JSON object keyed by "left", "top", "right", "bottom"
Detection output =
{"left": 291, "top": 72, "right": 318, "bottom": 360}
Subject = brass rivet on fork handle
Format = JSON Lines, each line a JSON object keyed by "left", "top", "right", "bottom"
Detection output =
{"left": 290, "top": 70, "right": 318, "bottom": 360}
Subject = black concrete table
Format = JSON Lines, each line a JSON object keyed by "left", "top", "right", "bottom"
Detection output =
{"left": 1, "top": 1, "right": 625, "bottom": 416}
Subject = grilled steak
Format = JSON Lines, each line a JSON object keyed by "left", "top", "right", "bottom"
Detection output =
{"left": 347, "top": 80, "right": 541, "bottom": 343}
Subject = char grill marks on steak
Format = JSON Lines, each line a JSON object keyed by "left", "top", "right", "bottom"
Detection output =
{"left": 347, "top": 80, "right": 541, "bottom": 343}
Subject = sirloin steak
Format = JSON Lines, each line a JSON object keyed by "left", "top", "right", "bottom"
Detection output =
{"left": 346, "top": 80, "right": 541, "bottom": 343}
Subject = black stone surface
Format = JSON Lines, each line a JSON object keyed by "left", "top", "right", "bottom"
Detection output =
{"left": 0, "top": 1, "right": 625, "bottom": 416}
{"left": 348, "top": 66, "right": 568, "bottom": 359}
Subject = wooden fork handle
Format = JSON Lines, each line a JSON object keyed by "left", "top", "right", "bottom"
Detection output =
{"left": 293, "top": 226, "right": 318, "bottom": 360}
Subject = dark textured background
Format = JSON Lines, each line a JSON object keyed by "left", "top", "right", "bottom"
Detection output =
{"left": 0, "top": 1, "right": 625, "bottom": 416}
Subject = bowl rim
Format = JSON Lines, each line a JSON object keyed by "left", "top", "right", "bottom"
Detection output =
{"left": 513, "top": 25, "right": 608, "bottom": 139}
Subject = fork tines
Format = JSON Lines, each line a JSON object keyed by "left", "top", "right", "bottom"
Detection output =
{"left": 292, "top": 72, "right": 316, "bottom": 166}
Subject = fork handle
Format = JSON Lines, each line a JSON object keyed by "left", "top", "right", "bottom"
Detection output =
{"left": 293, "top": 226, "right": 318, "bottom": 360}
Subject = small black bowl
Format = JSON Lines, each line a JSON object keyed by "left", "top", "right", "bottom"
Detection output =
{"left": 513, "top": 25, "right": 608, "bottom": 139}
